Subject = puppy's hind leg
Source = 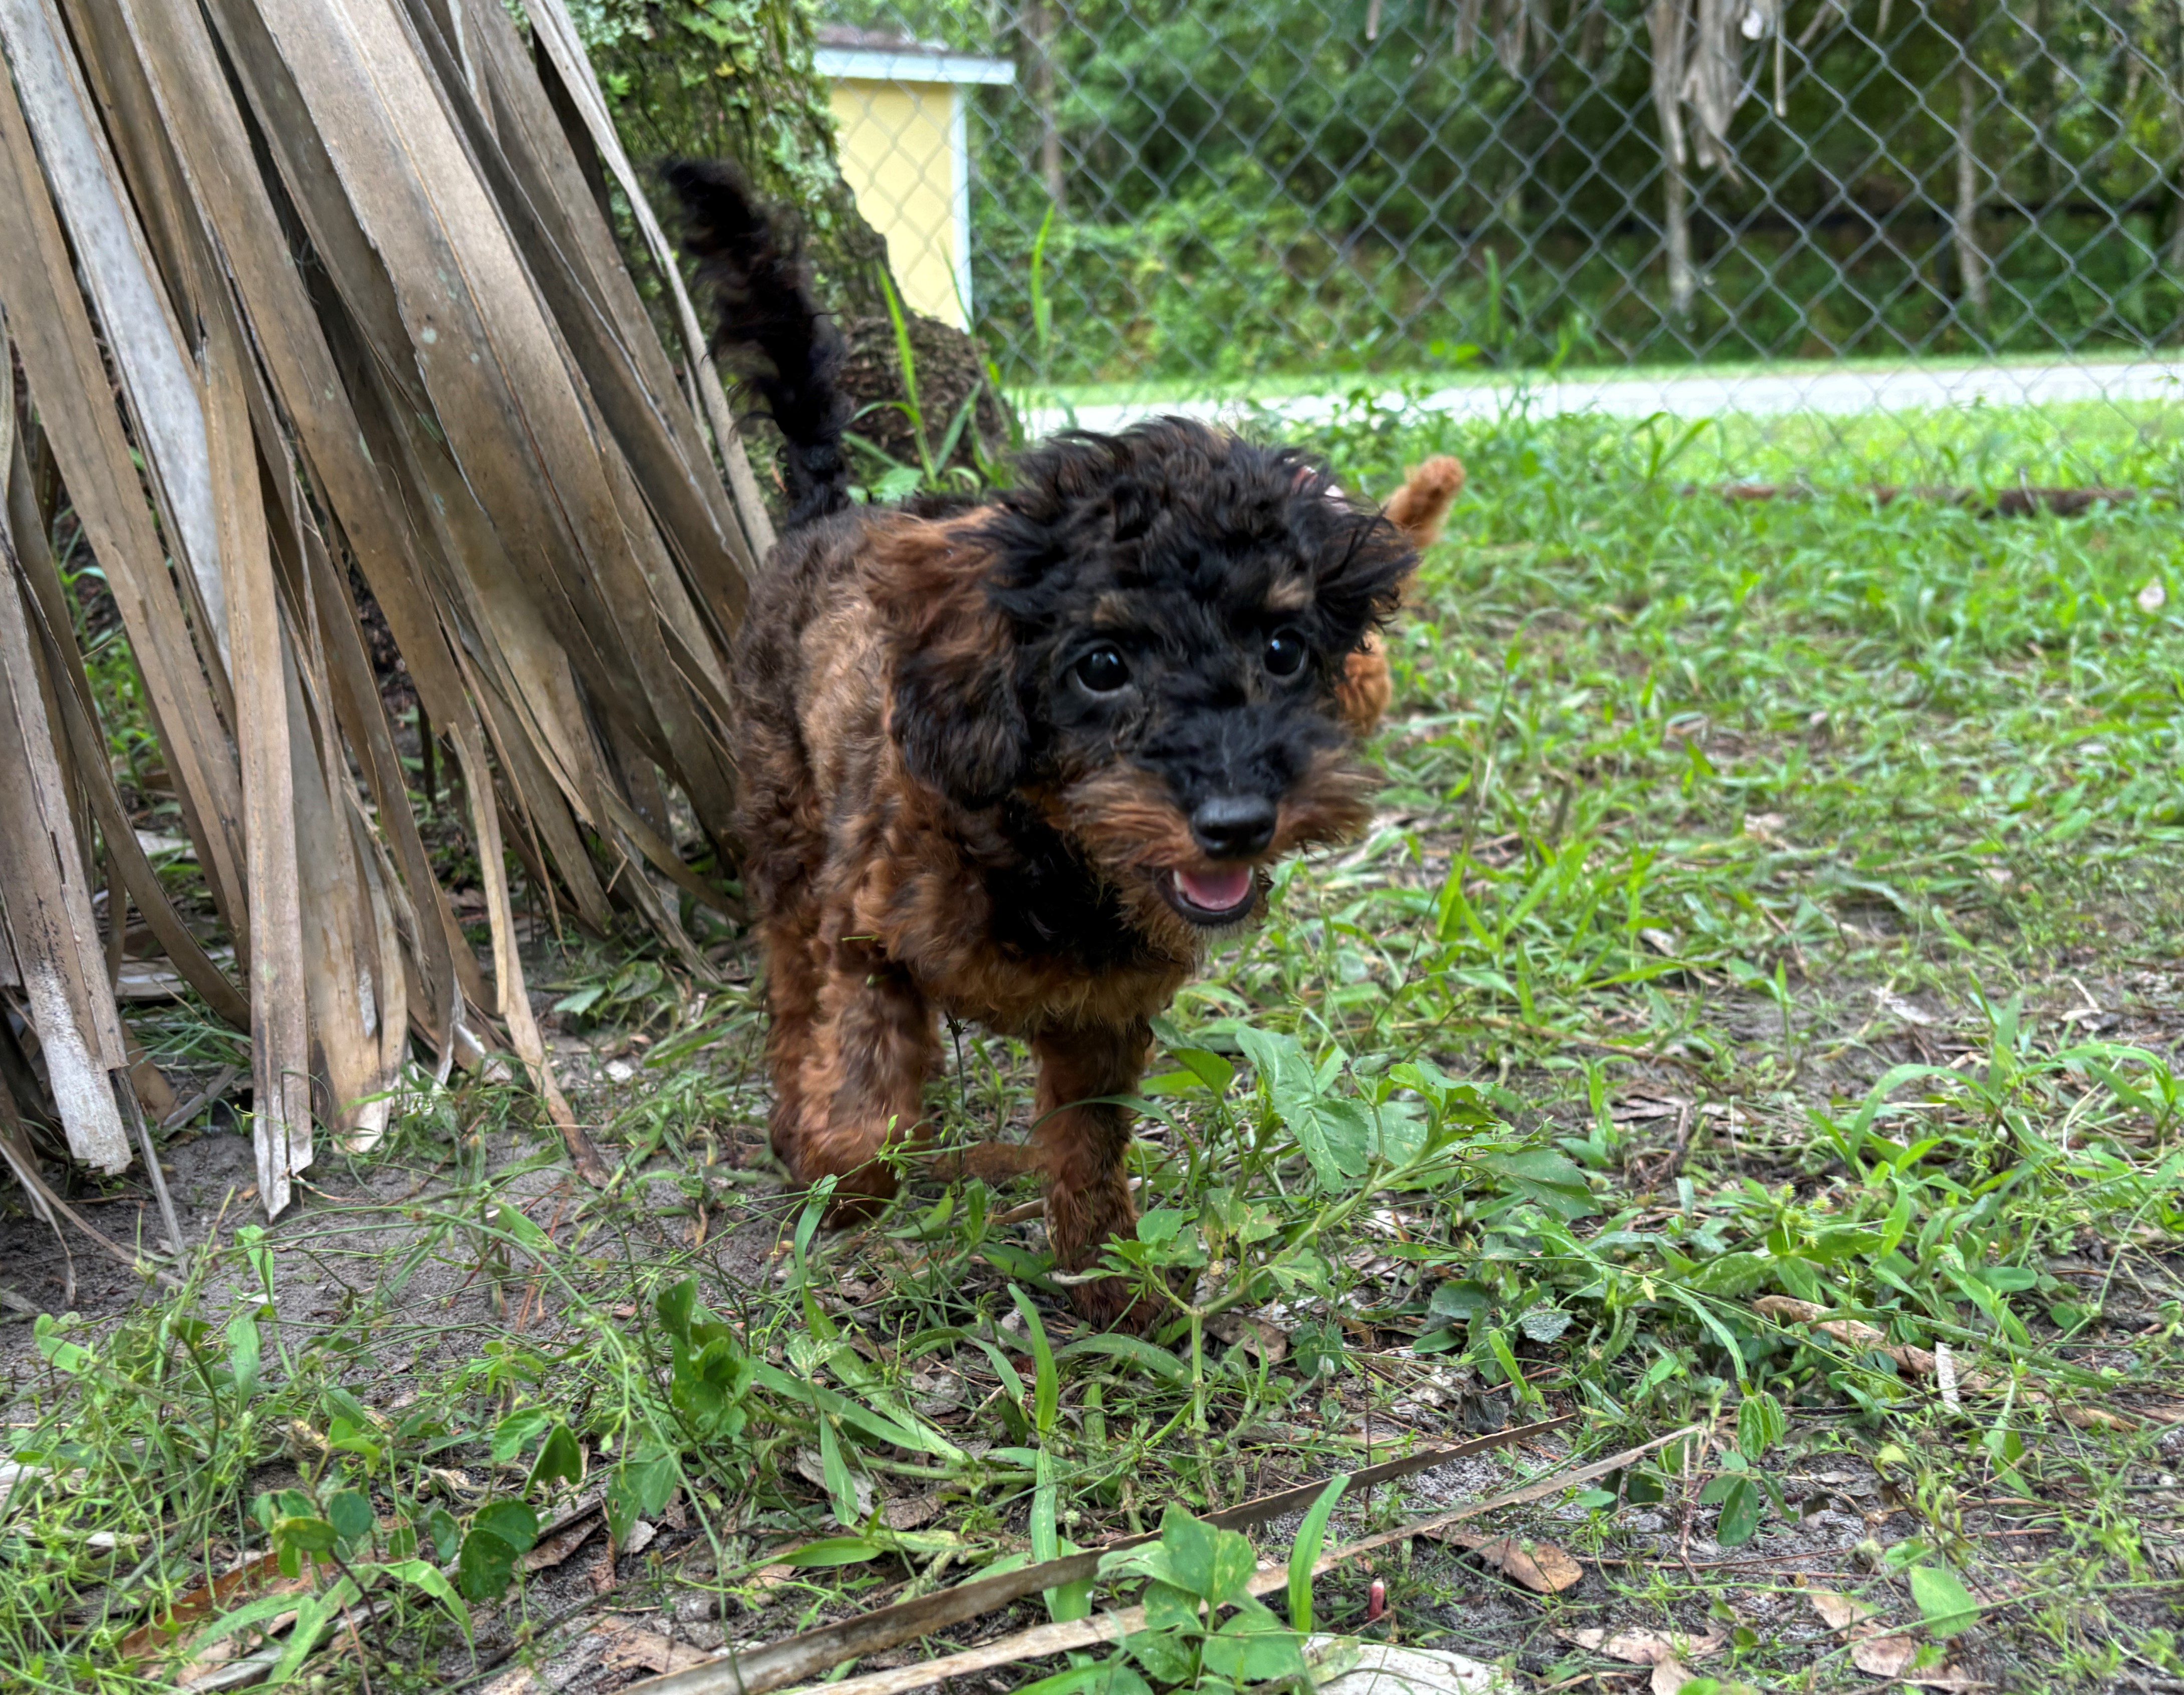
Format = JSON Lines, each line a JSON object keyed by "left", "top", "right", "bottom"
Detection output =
{"left": 1030, "top": 1018, "right": 1157, "bottom": 1332}
{"left": 761, "top": 906, "right": 827, "bottom": 1178}
{"left": 782, "top": 942, "right": 939, "bottom": 1222}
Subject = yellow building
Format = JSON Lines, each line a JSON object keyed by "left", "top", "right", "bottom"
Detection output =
{"left": 815, "top": 28, "right": 1015, "bottom": 330}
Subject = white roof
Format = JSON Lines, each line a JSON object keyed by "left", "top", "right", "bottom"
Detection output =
{"left": 814, "top": 45, "right": 1016, "bottom": 86}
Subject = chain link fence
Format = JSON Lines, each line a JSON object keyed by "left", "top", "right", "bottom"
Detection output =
{"left": 816, "top": 0, "right": 2184, "bottom": 469}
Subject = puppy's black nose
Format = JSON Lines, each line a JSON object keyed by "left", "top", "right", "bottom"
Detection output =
{"left": 1190, "top": 795, "right": 1277, "bottom": 859}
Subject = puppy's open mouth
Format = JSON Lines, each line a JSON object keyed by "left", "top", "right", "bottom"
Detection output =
{"left": 1161, "top": 865, "right": 1258, "bottom": 925}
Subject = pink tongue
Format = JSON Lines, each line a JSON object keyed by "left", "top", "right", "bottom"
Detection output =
{"left": 1177, "top": 866, "right": 1252, "bottom": 910}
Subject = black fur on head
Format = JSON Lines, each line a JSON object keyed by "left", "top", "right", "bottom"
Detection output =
{"left": 876, "top": 419, "right": 1413, "bottom": 895}
{"left": 663, "top": 159, "right": 851, "bottom": 528}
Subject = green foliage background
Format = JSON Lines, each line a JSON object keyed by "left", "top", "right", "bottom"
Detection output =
{"left": 839, "top": 0, "right": 2184, "bottom": 385}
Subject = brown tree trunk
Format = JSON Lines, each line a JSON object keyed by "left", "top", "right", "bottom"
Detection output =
{"left": 1028, "top": 0, "right": 1066, "bottom": 212}
{"left": 1955, "top": 54, "right": 1990, "bottom": 323}
{"left": 1650, "top": 0, "right": 1697, "bottom": 324}
{"left": 2168, "top": 1, "right": 2184, "bottom": 280}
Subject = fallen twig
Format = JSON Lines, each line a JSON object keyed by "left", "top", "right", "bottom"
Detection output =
{"left": 690, "top": 1415, "right": 1572, "bottom": 1694}
{"left": 162, "top": 1064, "right": 242, "bottom": 1131}
{"left": 627, "top": 1420, "right": 1688, "bottom": 1695}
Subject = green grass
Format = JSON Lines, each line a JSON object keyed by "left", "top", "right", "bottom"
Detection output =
{"left": 6, "top": 400, "right": 2184, "bottom": 1693}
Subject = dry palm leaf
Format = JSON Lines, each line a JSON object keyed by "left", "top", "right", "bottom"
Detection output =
{"left": 0, "top": 0, "right": 767, "bottom": 1209}
{"left": 1647, "top": 0, "right": 1776, "bottom": 179}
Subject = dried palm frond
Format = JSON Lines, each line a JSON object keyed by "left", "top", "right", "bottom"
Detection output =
{"left": 1650, "top": 0, "right": 1777, "bottom": 179}
{"left": 0, "top": 0, "right": 767, "bottom": 1218}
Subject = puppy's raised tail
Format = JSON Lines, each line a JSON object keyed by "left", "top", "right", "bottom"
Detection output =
{"left": 663, "top": 159, "right": 849, "bottom": 529}
{"left": 1383, "top": 455, "right": 1465, "bottom": 550}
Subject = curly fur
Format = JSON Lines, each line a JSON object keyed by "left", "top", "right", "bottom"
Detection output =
{"left": 677, "top": 175, "right": 1416, "bottom": 1329}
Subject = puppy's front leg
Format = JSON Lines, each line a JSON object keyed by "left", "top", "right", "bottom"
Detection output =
{"left": 1030, "top": 1018, "right": 1155, "bottom": 1331}
{"left": 781, "top": 941, "right": 938, "bottom": 1222}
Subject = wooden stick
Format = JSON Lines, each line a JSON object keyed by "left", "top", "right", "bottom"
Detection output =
{"left": 672, "top": 1415, "right": 1574, "bottom": 1695}
{"left": 623, "top": 1422, "right": 1691, "bottom": 1695}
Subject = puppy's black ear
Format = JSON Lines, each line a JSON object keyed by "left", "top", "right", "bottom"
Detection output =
{"left": 866, "top": 519, "right": 1030, "bottom": 807}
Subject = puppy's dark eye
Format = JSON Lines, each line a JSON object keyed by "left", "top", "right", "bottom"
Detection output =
{"left": 1074, "top": 645, "right": 1130, "bottom": 693}
{"left": 1264, "top": 629, "right": 1307, "bottom": 678}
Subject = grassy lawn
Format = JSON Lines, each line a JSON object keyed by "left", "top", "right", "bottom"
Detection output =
{"left": 5, "top": 401, "right": 2183, "bottom": 1693}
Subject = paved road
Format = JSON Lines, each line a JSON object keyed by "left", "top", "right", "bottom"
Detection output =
{"left": 1026, "top": 358, "right": 2184, "bottom": 438}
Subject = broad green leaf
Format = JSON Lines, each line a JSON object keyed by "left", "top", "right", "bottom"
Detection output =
{"left": 1427, "top": 1281, "right": 1491, "bottom": 1323}
{"left": 1737, "top": 1389, "right": 1787, "bottom": 1462}
{"left": 1125, "top": 1624, "right": 1198, "bottom": 1684}
{"left": 1142, "top": 1579, "right": 1200, "bottom": 1632}
{"left": 1713, "top": 1475, "right": 1762, "bottom": 1546}
{"left": 33, "top": 1315, "right": 90, "bottom": 1374}
{"left": 484, "top": 1201, "right": 550, "bottom": 1256}
{"left": 425, "top": 1507, "right": 462, "bottom": 1563}
{"left": 1518, "top": 1306, "right": 1574, "bottom": 1343}
{"left": 530, "top": 1424, "right": 584, "bottom": 1490}
{"left": 274, "top": 1516, "right": 338, "bottom": 1557}
{"left": 1910, "top": 1563, "right": 1980, "bottom": 1636}
{"left": 1158, "top": 1505, "right": 1218, "bottom": 1600}
{"left": 491, "top": 1407, "right": 554, "bottom": 1463}
{"left": 471, "top": 1501, "right": 538, "bottom": 1557}
{"left": 1203, "top": 1612, "right": 1308, "bottom": 1681}
{"left": 225, "top": 1313, "right": 262, "bottom": 1403}
{"left": 1098, "top": 1541, "right": 1180, "bottom": 1589}
{"left": 1480, "top": 1148, "right": 1598, "bottom": 1218}
{"left": 1236, "top": 1026, "right": 1366, "bottom": 1191}
{"left": 1169, "top": 1046, "right": 1235, "bottom": 1094}
{"left": 322, "top": 1386, "right": 371, "bottom": 1429}
{"left": 655, "top": 1277, "right": 698, "bottom": 1343}
{"left": 607, "top": 1448, "right": 679, "bottom": 1543}
{"left": 326, "top": 1490, "right": 374, "bottom": 1549}
{"left": 456, "top": 1528, "right": 519, "bottom": 1601}
{"left": 1206, "top": 1526, "right": 1259, "bottom": 1607}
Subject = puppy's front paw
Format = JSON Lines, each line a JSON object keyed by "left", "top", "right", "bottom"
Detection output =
{"left": 1065, "top": 1273, "right": 1163, "bottom": 1335}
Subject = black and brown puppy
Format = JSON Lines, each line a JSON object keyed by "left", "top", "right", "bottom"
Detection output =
{"left": 671, "top": 163, "right": 1414, "bottom": 1328}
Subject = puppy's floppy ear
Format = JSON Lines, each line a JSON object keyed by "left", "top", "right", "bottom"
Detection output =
{"left": 865, "top": 519, "right": 1030, "bottom": 807}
